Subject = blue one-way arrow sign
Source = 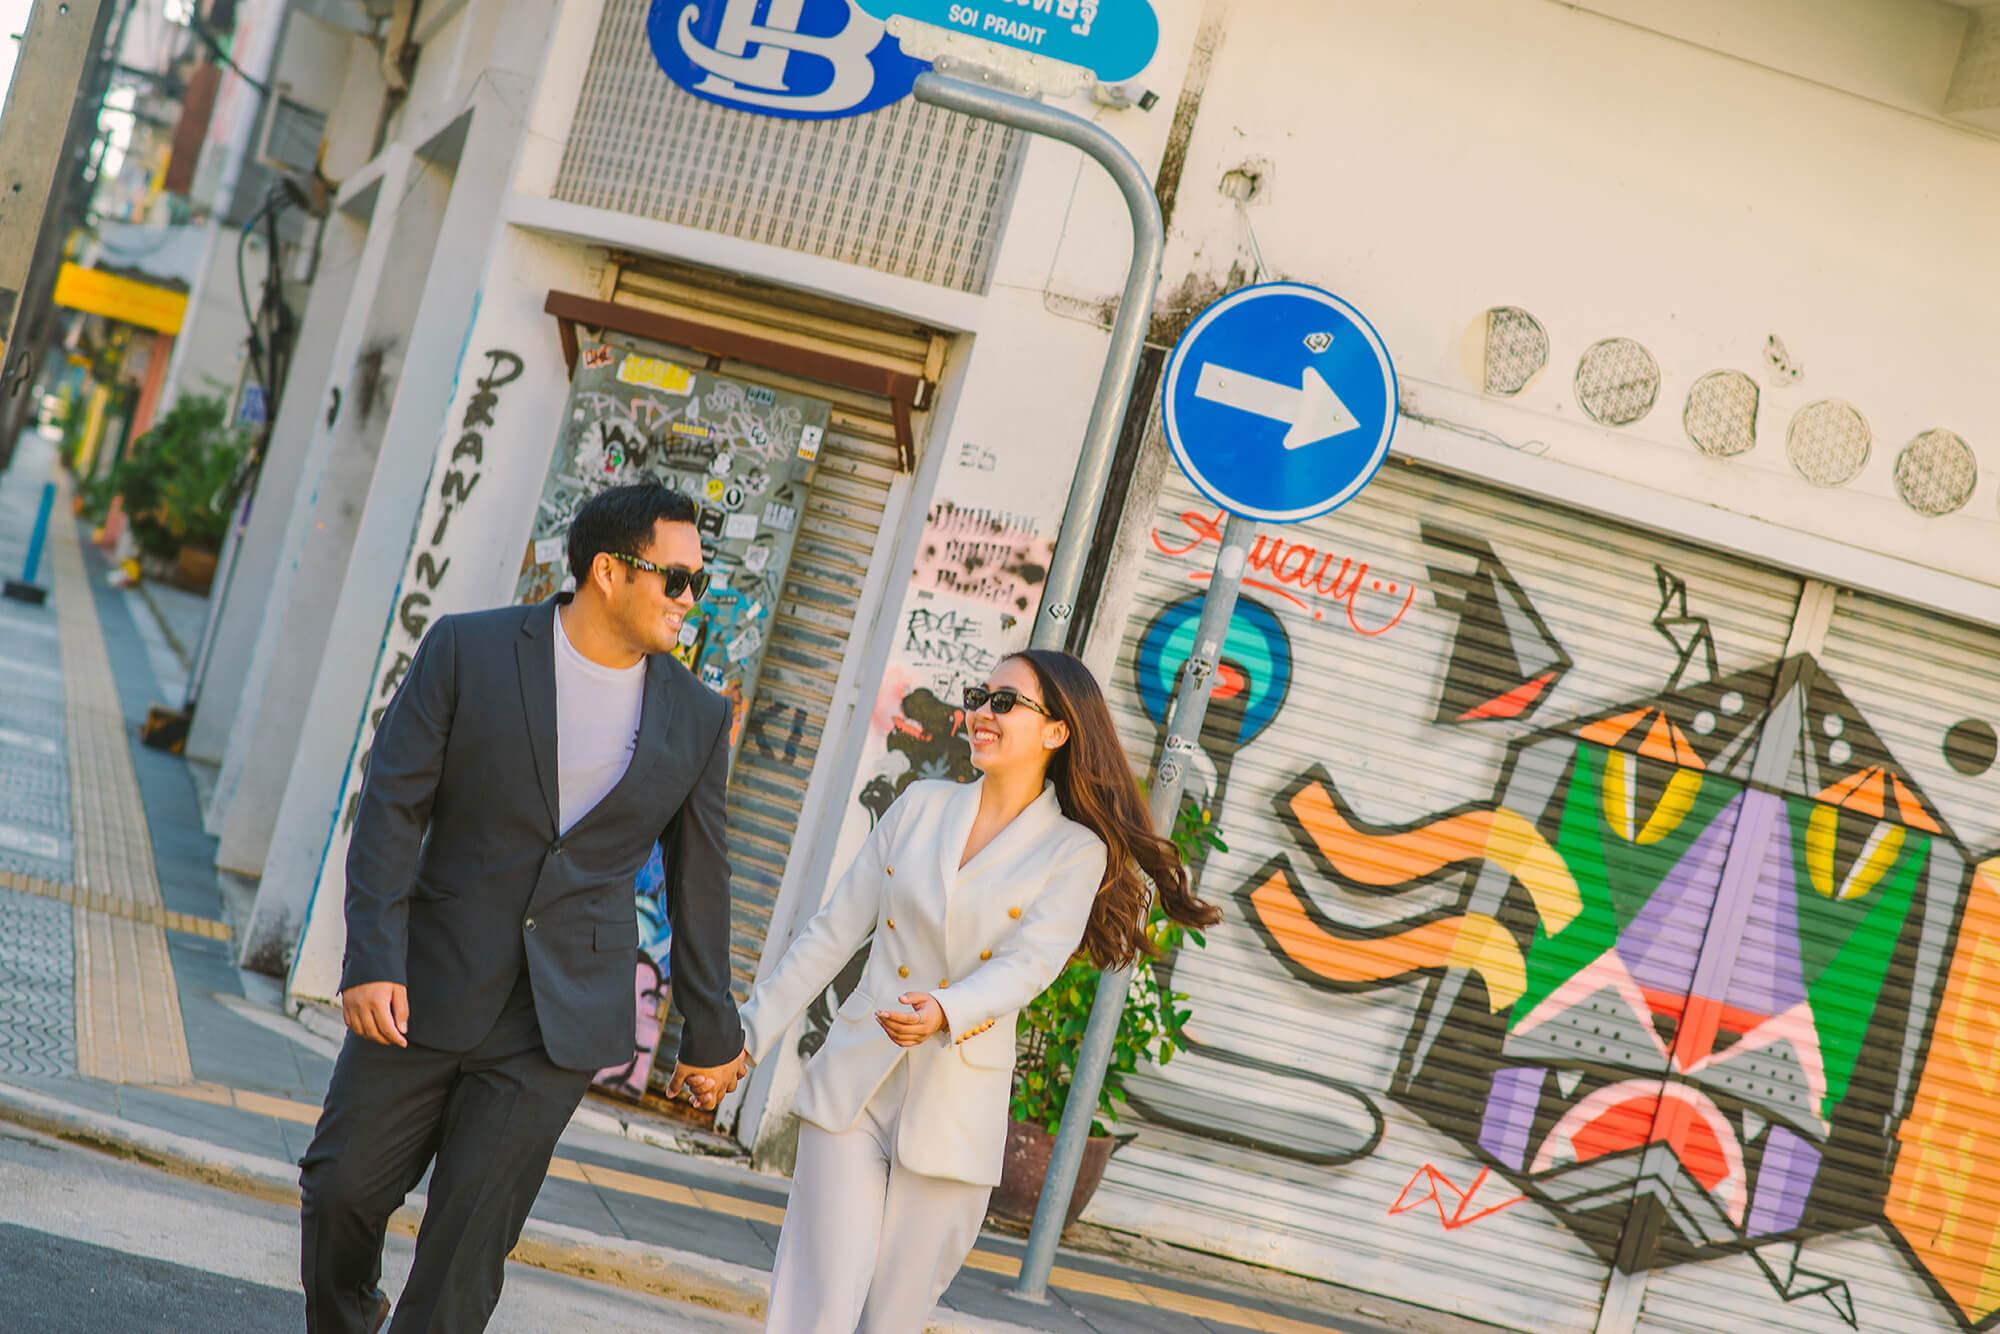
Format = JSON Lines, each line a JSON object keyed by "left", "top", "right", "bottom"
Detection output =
{"left": 1162, "top": 282, "right": 1397, "bottom": 524}
{"left": 1193, "top": 362, "right": 1360, "bottom": 451}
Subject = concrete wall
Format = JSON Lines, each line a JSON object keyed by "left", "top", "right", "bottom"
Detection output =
{"left": 1112, "top": 0, "right": 2000, "bottom": 619}
{"left": 206, "top": 145, "right": 445, "bottom": 878}
{"left": 1059, "top": 5, "right": 2000, "bottom": 1334}
{"left": 243, "top": 87, "right": 539, "bottom": 972}
{"left": 286, "top": 219, "right": 595, "bottom": 996}
{"left": 186, "top": 211, "right": 370, "bottom": 772}
{"left": 270, "top": 17, "right": 2000, "bottom": 1318}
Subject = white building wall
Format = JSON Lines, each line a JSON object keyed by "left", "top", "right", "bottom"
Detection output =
{"left": 1064, "top": 6, "right": 2000, "bottom": 1334}
{"left": 271, "top": 5, "right": 2000, "bottom": 1329}
{"left": 1130, "top": 0, "right": 1998, "bottom": 605}
{"left": 187, "top": 211, "right": 371, "bottom": 773}
{"left": 289, "top": 0, "right": 1209, "bottom": 1012}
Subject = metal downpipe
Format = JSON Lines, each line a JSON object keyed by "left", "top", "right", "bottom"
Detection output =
{"left": 910, "top": 72, "right": 1165, "bottom": 654}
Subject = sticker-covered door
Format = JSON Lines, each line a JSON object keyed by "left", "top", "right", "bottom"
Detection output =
{"left": 516, "top": 342, "right": 833, "bottom": 1099}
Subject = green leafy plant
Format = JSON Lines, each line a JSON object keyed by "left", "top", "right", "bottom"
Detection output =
{"left": 76, "top": 471, "right": 119, "bottom": 523}
{"left": 108, "top": 395, "right": 250, "bottom": 561}
{"left": 54, "top": 392, "right": 87, "bottom": 472}
{"left": 1009, "top": 801, "right": 1225, "bottom": 1136}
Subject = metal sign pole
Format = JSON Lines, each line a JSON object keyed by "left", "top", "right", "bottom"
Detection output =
{"left": 908, "top": 72, "right": 1163, "bottom": 652}
{"left": 1013, "top": 511, "right": 1258, "bottom": 1299}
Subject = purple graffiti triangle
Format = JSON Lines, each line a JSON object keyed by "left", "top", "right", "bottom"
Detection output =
{"left": 1480, "top": 1067, "right": 1546, "bottom": 1172}
{"left": 1616, "top": 793, "right": 1744, "bottom": 997}
{"left": 1720, "top": 812, "right": 1809, "bottom": 1016}
{"left": 1747, "top": 1124, "right": 1822, "bottom": 1235}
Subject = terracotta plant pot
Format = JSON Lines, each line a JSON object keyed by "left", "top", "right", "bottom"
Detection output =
{"left": 175, "top": 545, "right": 218, "bottom": 595}
{"left": 990, "top": 1117, "right": 1118, "bottom": 1229}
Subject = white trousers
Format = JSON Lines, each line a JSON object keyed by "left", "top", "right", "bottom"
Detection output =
{"left": 765, "top": 1057, "right": 992, "bottom": 1334}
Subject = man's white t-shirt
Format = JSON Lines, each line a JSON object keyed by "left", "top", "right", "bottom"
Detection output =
{"left": 552, "top": 607, "right": 648, "bottom": 835}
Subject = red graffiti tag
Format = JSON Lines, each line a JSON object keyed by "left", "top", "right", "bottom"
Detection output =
{"left": 1388, "top": 1164, "right": 1527, "bottom": 1231}
{"left": 888, "top": 708, "right": 968, "bottom": 744}
{"left": 1152, "top": 508, "right": 1416, "bottom": 637}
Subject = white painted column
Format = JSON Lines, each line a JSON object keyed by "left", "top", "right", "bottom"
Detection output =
{"left": 202, "top": 145, "right": 419, "bottom": 873}
{"left": 186, "top": 213, "right": 371, "bottom": 772}
{"left": 286, "top": 220, "right": 597, "bottom": 1001}
{"left": 241, "top": 85, "right": 542, "bottom": 971}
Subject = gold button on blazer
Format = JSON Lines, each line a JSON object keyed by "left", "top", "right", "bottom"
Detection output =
{"left": 739, "top": 779, "right": 1106, "bottom": 1186}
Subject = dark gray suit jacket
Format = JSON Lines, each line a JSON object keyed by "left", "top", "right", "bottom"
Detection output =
{"left": 341, "top": 595, "right": 743, "bottom": 1072}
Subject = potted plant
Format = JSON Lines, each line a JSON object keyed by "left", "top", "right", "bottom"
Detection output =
{"left": 990, "top": 803, "right": 1224, "bottom": 1228}
{"left": 107, "top": 395, "right": 249, "bottom": 593}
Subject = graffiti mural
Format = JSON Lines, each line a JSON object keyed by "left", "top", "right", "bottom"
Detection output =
{"left": 1105, "top": 470, "right": 2000, "bottom": 1334}
{"left": 514, "top": 345, "right": 831, "bottom": 760}
{"left": 1133, "top": 593, "right": 1292, "bottom": 818}
{"left": 1422, "top": 524, "right": 1571, "bottom": 724}
{"left": 910, "top": 501, "right": 1055, "bottom": 614}
{"left": 510, "top": 345, "right": 833, "bottom": 1101}
{"left": 593, "top": 846, "right": 673, "bottom": 1099}
{"left": 852, "top": 498, "right": 1052, "bottom": 824}
{"left": 1150, "top": 505, "right": 1419, "bottom": 636}
{"left": 1237, "top": 632, "right": 1964, "bottom": 1321}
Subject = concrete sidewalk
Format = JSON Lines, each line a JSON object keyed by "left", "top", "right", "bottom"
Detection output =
{"left": 0, "top": 431, "right": 1467, "bottom": 1334}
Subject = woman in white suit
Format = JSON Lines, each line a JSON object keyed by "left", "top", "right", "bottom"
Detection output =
{"left": 730, "top": 649, "right": 1220, "bottom": 1333}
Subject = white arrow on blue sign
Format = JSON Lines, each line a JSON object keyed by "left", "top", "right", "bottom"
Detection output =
{"left": 1161, "top": 282, "right": 1398, "bottom": 524}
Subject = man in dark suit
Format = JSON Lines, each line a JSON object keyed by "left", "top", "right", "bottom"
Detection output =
{"left": 300, "top": 483, "right": 749, "bottom": 1333}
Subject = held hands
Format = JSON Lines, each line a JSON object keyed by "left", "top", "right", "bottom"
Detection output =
{"left": 876, "top": 993, "right": 945, "bottom": 1047}
{"left": 670, "top": 1050, "right": 750, "bottom": 1110}
{"left": 342, "top": 981, "right": 410, "bottom": 1047}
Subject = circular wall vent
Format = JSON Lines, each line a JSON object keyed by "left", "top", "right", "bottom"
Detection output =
{"left": 1482, "top": 307, "right": 1548, "bottom": 396}
{"left": 1786, "top": 399, "right": 1871, "bottom": 487}
{"left": 1575, "top": 338, "right": 1659, "bottom": 426}
{"left": 1894, "top": 429, "right": 1977, "bottom": 516}
{"left": 1683, "top": 370, "right": 1759, "bottom": 457}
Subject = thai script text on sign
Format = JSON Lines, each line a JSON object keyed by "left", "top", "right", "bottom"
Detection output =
{"left": 854, "top": 0, "right": 1157, "bottom": 80}
{"left": 945, "top": 0, "right": 1098, "bottom": 44}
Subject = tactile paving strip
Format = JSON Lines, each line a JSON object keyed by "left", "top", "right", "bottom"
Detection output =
{"left": 0, "top": 869, "right": 230, "bottom": 942}
{"left": 45, "top": 473, "right": 192, "bottom": 1087}
{"left": 0, "top": 886, "right": 76, "bottom": 1077}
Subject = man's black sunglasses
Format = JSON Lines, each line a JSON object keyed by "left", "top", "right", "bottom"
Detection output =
{"left": 607, "top": 551, "right": 710, "bottom": 601}
{"left": 963, "top": 685, "right": 1055, "bottom": 719}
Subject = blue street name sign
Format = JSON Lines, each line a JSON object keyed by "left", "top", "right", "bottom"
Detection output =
{"left": 650, "top": 0, "right": 930, "bottom": 120}
{"left": 1161, "top": 282, "right": 1398, "bottom": 524}
{"left": 852, "top": 0, "right": 1158, "bottom": 81}
{"left": 236, "top": 382, "right": 269, "bottom": 428}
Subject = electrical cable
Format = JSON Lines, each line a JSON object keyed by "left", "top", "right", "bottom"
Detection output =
{"left": 234, "top": 184, "right": 293, "bottom": 426}
{"left": 235, "top": 202, "right": 271, "bottom": 396}
{"left": 229, "top": 180, "right": 303, "bottom": 514}
{"left": 187, "top": 15, "right": 270, "bottom": 96}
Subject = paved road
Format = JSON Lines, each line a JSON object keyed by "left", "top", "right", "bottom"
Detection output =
{"left": 0, "top": 1124, "right": 761, "bottom": 1333}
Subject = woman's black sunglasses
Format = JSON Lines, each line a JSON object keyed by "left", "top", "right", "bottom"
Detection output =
{"left": 963, "top": 685, "right": 1055, "bottom": 719}
{"left": 607, "top": 551, "right": 711, "bottom": 601}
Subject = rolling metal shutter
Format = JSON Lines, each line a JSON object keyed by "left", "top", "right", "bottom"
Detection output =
{"left": 588, "top": 265, "right": 925, "bottom": 1082}
{"left": 1633, "top": 595, "right": 2000, "bottom": 1334}
{"left": 694, "top": 361, "right": 899, "bottom": 1060}
{"left": 1094, "top": 461, "right": 1813, "bottom": 1332}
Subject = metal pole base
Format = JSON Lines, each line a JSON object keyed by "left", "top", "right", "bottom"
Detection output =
{"left": 2, "top": 580, "right": 48, "bottom": 605}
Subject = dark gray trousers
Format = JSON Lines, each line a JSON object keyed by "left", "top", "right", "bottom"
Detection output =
{"left": 300, "top": 974, "right": 592, "bottom": 1334}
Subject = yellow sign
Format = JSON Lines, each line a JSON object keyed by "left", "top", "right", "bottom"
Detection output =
{"left": 52, "top": 263, "right": 188, "bottom": 334}
{"left": 616, "top": 353, "right": 692, "bottom": 395}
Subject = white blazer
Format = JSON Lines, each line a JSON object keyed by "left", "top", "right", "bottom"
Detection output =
{"left": 739, "top": 778, "right": 1107, "bottom": 1186}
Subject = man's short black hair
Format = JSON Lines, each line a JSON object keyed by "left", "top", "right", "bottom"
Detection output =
{"left": 566, "top": 482, "right": 699, "bottom": 585}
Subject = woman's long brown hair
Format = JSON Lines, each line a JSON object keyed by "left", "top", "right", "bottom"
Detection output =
{"left": 1009, "top": 650, "right": 1222, "bottom": 971}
